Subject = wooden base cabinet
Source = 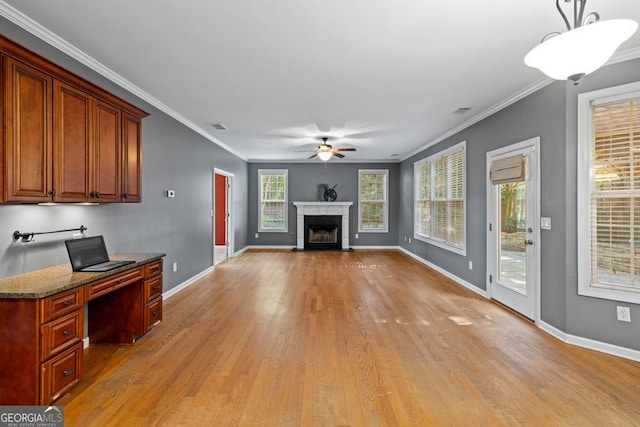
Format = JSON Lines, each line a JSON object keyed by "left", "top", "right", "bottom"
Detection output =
{"left": 0, "top": 258, "right": 163, "bottom": 405}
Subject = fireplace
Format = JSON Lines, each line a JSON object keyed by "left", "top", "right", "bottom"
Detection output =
{"left": 293, "top": 202, "right": 353, "bottom": 251}
{"left": 304, "top": 215, "right": 341, "bottom": 250}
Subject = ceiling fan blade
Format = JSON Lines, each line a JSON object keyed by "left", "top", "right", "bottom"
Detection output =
{"left": 335, "top": 147, "right": 356, "bottom": 152}
{"left": 333, "top": 152, "right": 345, "bottom": 158}
{"left": 308, "top": 153, "right": 318, "bottom": 159}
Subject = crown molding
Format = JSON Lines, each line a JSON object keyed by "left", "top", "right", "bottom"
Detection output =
{"left": 0, "top": 1, "right": 247, "bottom": 162}
{"left": 401, "top": 44, "right": 640, "bottom": 162}
{"left": 400, "top": 77, "right": 552, "bottom": 161}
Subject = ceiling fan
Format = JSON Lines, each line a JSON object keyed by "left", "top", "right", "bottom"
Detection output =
{"left": 308, "top": 137, "right": 356, "bottom": 161}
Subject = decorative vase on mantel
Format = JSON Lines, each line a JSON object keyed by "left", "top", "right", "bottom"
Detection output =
{"left": 323, "top": 185, "right": 337, "bottom": 202}
{"left": 318, "top": 184, "right": 328, "bottom": 201}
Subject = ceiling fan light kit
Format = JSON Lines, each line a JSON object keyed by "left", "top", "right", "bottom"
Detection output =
{"left": 308, "top": 137, "right": 356, "bottom": 161}
{"left": 317, "top": 151, "right": 333, "bottom": 161}
{"left": 524, "top": 0, "right": 638, "bottom": 84}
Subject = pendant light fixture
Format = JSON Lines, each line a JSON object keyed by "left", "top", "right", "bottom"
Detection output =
{"left": 524, "top": 0, "right": 637, "bottom": 84}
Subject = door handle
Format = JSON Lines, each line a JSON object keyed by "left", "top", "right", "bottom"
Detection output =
{"left": 524, "top": 239, "right": 534, "bottom": 246}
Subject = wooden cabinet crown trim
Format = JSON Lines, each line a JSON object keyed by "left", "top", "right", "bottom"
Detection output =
{"left": 0, "top": 34, "right": 148, "bottom": 119}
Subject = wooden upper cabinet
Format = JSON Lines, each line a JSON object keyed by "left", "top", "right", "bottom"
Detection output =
{"left": 53, "top": 81, "right": 91, "bottom": 202}
{"left": 0, "top": 35, "right": 148, "bottom": 204}
{"left": 122, "top": 113, "right": 141, "bottom": 202}
{"left": 3, "top": 56, "right": 53, "bottom": 202}
{"left": 93, "top": 101, "right": 121, "bottom": 202}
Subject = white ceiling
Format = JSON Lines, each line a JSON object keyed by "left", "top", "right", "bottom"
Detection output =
{"left": 2, "top": 0, "right": 640, "bottom": 162}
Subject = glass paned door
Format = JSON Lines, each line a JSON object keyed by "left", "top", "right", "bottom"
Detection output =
{"left": 498, "top": 181, "right": 527, "bottom": 294}
{"left": 487, "top": 139, "right": 539, "bottom": 321}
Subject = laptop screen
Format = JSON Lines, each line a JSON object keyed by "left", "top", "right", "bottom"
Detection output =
{"left": 65, "top": 236, "right": 110, "bottom": 271}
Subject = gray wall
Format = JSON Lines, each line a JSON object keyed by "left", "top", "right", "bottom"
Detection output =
{"left": 247, "top": 162, "right": 400, "bottom": 247}
{"left": 399, "top": 58, "right": 640, "bottom": 351}
{"left": 400, "top": 82, "right": 567, "bottom": 328}
{"left": 0, "top": 18, "right": 248, "bottom": 293}
{"left": 564, "top": 59, "right": 640, "bottom": 350}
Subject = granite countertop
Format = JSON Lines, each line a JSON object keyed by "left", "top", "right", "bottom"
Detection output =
{"left": 0, "top": 253, "right": 165, "bottom": 299}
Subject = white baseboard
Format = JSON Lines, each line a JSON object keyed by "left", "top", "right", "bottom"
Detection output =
{"left": 83, "top": 337, "right": 89, "bottom": 349}
{"left": 398, "top": 247, "right": 488, "bottom": 298}
{"left": 539, "top": 321, "right": 640, "bottom": 362}
{"left": 234, "top": 246, "right": 250, "bottom": 256}
{"left": 245, "top": 245, "right": 295, "bottom": 250}
{"left": 351, "top": 245, "right": 399, "bottom": 249}
{"left": 163, "top": 266, "right": 215, "bottom": 300}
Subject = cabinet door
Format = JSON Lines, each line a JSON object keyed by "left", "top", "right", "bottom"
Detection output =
{"left": 93, "top": 100, "right": 121, "bottom": 202}
{"left": 53, "top": 81, "right": 91, "bottom": 202}
{"left": 4, "top": 57, "right": 53, "bottom": 202}
{"left": 122, "top": 113, "right": 141, "bottom": 202}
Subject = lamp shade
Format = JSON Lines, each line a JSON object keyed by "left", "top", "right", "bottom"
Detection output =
{"left": 525, "top": 19, "right": 638, "bottom": 82}
{"left": 317, "top": 151, "right": 332, "bottom": 161}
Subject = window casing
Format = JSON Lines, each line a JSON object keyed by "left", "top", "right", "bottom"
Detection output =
{"left": 258, "top": 169, "right": 288, "bottom": 232}
{"left": 578, "top": 82, "right": 640, "bottom": 303}
{"left": 358, "top": 169, "right": 389, "bottom": 233}
{"left": 414, "top": 141, "right": 466, "bottom": 255}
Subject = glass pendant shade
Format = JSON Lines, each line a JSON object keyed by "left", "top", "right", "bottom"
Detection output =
{"left": 317, "top": 151, "right": 332, "bottom": 161}
{"left": 525, "top": 19, "right": 638, "bottom": 83}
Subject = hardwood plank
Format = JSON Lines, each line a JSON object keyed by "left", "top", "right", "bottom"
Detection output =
{"left": 59, "top": 250, "right": 640, "bottom": 426}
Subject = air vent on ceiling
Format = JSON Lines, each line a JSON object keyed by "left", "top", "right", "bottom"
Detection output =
{"left": 454, "top": 107, "right": 471, "bottom": 114}
{"left": 208, "top": 122, "right": 227, "bottom": 130}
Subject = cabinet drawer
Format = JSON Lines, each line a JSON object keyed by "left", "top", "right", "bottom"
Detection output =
{"left": 144, "top": 298, "right": 162, "bottom": 332}
{"left": 40, "top": 342, "right": 82, "bottom": 404}
{"left": 145, "top": 260, "right": 163, "bottom": 278}
{"left": 41, "top": 310, "right": 83, "bottom": 360}
{"left": 41, "top": 287, "right": 84, "bottom": 323}
{"left": 144, "top": 275, "right": 162, "bottom": 302}
{"left": 85, "top": 267, "right": 143, "bottom": 300}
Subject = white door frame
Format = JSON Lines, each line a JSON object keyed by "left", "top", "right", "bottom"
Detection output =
{"left": 213, "top": 168, "right": 235, "bottom": 263}
{"left": 486, "top": 136, "right": 541, "bottom": 323}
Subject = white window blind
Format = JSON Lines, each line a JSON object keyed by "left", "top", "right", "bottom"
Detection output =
{"left": 578, "top": 82, "right": 640, "bottom": 303}
{"left": 414, "top": 141, "right": 466, "bottom": 254}
{"left": 259, "top": 169, "right": 288, "bottom": 232}
{"left": 590, "top": 98, "right": 640, "bottom": 290}
{"left": 358, "top": 170, "right": 388, "bottom": 232}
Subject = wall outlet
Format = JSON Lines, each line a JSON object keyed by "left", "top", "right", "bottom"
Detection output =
{"left": 617, "top": 306, "right": 631, "bottom": 322}
{"left": 172, "top": 262, "right": 178, "bottom": 272}
{"left": 255, "top": 233, "right": 259, "bottom": 239}
{"left": 167, "top": 190, "right": 175, "bottom": 198}
{"left": 355, "top": 233, "right": 359, "bottom": 239}
{"left": 408, "top": 238, "right": 412, "bottom": 244}
{"left": 468, "top": 261, "right": 473, "bottom": 270}
{"left": 404, "top": 236, "right": 407, "bottom": 242}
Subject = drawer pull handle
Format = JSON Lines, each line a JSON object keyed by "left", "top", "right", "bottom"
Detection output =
{"left": 152, "top": 285, "right": 160, "bottom": 291}
{"left": 63, "top": 329, "right": 74, "bottom": 336}
{"left": 152, "top": 310, "right": 160, "bottom": 317}
{"left": 118, "top": 279, "right": 125, "bottom": 284}
{"left": 62, "top": 300, "right": 73, "bottom": 307}
{"left": 63, "top": 369, "right": 74, "bottom": 376}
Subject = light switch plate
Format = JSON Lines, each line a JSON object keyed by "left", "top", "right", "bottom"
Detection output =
{"left": 540, "top": 217, "right": 551, "bottom": 230}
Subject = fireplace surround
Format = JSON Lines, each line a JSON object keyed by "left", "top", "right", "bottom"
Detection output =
{"left": 293, "top": 202, "right": 353, "bottom": 250}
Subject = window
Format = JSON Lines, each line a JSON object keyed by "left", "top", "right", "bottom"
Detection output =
{"left": 358, "top": 169, "right": 388, "bottom": 232}
{"left": 414, "top": 141, "right": 466, "bottom": 255}
{"left": 578, "top": 82, "right": 640, "bottom": 303}
{"left": 258, "top": 169, "right": 288, "bottom": 232}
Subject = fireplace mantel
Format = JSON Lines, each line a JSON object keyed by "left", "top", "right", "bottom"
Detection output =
{"left": 293, "top": 202, "right": 353, "bottom": 250}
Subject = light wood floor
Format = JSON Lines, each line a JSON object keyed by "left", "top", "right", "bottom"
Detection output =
{"left": 60, "top": 250, "right": 640, "bottom": 426}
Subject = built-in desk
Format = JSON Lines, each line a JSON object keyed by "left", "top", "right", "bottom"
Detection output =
{"left": 0, "top": 253, "right": 165, "bottom": 405}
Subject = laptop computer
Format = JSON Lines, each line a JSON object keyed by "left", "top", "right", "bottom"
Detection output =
{"left": 65, "top": 235, "right": 135, "bottom": 272}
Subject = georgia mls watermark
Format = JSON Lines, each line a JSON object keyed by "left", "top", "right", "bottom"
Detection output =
{"left": 0, "top": 406, "right": 63, "bottom": 427}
